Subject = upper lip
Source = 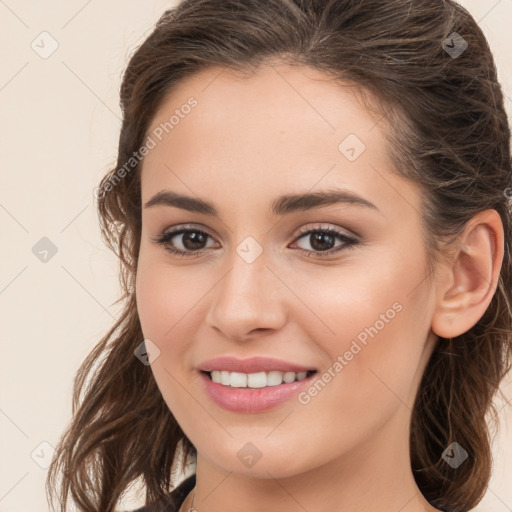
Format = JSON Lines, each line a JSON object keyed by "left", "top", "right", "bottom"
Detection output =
{"left": 197, "top": 356, "right": 317, "bottom": 374}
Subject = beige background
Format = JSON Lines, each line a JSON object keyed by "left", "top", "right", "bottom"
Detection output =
{"left": 1, "top": 1, "right": 511, "bottom": 511}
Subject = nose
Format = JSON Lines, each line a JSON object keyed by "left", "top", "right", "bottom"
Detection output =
{"left": 204, "top": 249, "right": 287, "bottom": 342}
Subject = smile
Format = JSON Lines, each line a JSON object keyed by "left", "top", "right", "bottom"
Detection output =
{"left": 199, "top": 369, "right": 318, "bottom": 413}
{"left": 204, "top": 369, "right": 316, "bottom": 388}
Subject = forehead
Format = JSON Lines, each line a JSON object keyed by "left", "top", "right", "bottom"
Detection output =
{"left": 144, "top": 62, "right": 384, "bottom": 147}
{"left": 140, "top": 63, "right": 420, "bottom": 219}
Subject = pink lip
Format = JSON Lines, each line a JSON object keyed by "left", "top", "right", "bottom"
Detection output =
{"left": 197, "top": 356, "right": 316, "bottom": 373}
{"left": 198, "top": 370, "right": 317, "bottom": 413}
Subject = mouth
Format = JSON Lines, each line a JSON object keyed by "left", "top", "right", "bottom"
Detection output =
{"left": 198, "top": 368, "right": 318, "bottom": 413}
{"left": 200, "top": 369, "right": 318, "bottom": 388}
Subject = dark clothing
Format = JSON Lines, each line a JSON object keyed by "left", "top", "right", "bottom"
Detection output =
{"left": 130, "top": 474, "right": 196, "bottom": 512}
{"left": 130, "top": 474, "right": 456, "bottom": 512}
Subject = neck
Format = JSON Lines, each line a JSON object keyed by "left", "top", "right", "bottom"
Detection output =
{"left": 186, "top": 405, "right": 442, "bottom": 512}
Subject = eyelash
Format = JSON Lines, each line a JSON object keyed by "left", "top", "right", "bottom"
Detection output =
{"left": 151, "top": 223, "right": 359, "bottom": 259}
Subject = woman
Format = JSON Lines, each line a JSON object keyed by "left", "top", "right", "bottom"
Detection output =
{"left": 46, "top": 1, "right": 512, "bottom": 511}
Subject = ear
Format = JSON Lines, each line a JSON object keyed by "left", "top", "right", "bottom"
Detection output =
{"left": 431, "top": 209, "right": 505, "bottom": 339}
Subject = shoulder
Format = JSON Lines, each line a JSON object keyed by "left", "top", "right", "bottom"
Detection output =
{"left": 129, "top": 474, "right": 196, "bottom": 512}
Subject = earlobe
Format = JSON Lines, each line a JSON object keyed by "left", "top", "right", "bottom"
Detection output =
{"left": 431, "top": 210, "right": 504, "bottom": 339}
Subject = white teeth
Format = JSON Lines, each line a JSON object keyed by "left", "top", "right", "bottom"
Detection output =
{"left": 230, "top": 372, "right": 247, "bottom": 388}
{"left": 247, "top": 372, "right": 266, "bottom": 388}
{"left": 266, "top": 371, "right": 284, "bottom": 386}
{"left": 209, "top": 370, "right": 312, "bottom": 388}
{"left": 283, "top": 371, "right": 296, "bottom": 383}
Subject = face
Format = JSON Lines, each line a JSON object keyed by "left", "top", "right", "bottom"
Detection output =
{"left": 136, "top": 63, "right": 439, "bottom": 478}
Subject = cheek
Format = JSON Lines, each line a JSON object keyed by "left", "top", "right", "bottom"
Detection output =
{"left": 136, "top": 256, "right": 208, "bottom": 342}
{"left": 291, "top": 248, "right": 425, "bottom": 350}
{"left": 293, "top": 249, "right": 431, "bottom": 413}
{"left": 135, "top": 258, "right": 203, "bottom": 411}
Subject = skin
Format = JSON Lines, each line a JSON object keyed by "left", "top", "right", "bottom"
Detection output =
{"left": 135, "top": 62, "right": 503, "bottom": 512}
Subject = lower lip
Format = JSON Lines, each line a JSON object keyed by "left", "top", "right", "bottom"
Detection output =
{"left": 198, "top": 371, "right": 316, "bottom": 413}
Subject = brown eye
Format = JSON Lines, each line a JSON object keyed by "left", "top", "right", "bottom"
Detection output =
{"left": 152, "top": 227, "right": 217, "bottom": 257}
{"left": 151, "top": 224, "right": 359, "bottom": 258}
{"left": 291, "top": 226, "right": 359, "bottom": 257}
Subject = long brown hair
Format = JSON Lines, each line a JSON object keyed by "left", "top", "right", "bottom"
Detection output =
{"left": 46, "top": 1, "right": 512, "bottom": 511}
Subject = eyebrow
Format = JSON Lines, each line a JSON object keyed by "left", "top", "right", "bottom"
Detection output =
{"left": 143, "top": 188, "right": 380, "bottom": 216}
